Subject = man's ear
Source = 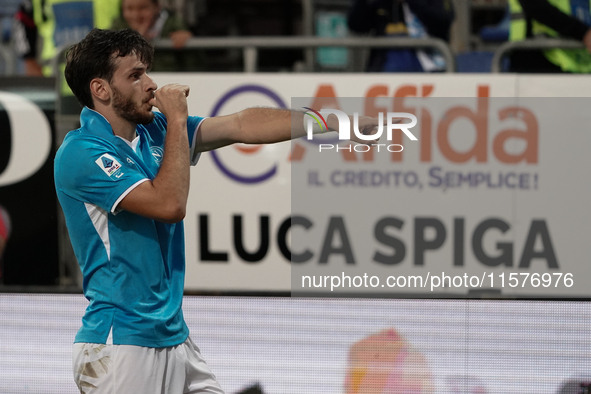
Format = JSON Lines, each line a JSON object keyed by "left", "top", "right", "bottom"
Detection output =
{"left": 90, "top": 78, "right": 111, "bottom": 103}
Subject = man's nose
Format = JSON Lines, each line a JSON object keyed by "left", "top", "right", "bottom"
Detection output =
{"left": 145, "top": 74, "right": 157, "bottom": 92}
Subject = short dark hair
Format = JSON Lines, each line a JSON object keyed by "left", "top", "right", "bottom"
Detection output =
{"left": 65, "top": 28, "right": 154, "bottom": 109}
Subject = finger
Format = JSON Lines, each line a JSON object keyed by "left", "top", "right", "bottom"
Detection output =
{"left": 363, "top": 126, "right": 375, "bottom": 135}
{"left": 182, "top": 85, "right": 190, "bottom": 97}
{"left": 375, "top": 117, "right": 402, "bottom": 125}
{"left": 363, "top": 125, "right": 381, "bottom": 136}
{"left": 148, "top": 98, "right": 157, "bottom": 107}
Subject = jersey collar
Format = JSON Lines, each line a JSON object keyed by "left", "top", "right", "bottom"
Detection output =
{"left": 80, "top": 107, "right": 157, "bottom": 178}
{"left": 80, "top": 107, "right": 117, "bottom": 140}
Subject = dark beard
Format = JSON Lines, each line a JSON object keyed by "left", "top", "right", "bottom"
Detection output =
{"left": 112, "top": 87, "right": 154, "bottom": 125}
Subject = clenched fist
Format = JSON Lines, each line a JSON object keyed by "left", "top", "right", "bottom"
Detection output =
{"left": 149, "top": 84, "right": 190, "bottom": 121}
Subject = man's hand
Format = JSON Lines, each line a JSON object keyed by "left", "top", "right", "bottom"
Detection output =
{"left": 348, "top": 115, "right": 384, "bottom": 144}
{"left": 325, "top": 113, "right": 397, "bottom": 145}
{"left": 150, "top": 84, "right": 190, "bottom": 121}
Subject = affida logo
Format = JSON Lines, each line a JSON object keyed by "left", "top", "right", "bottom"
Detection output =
{"left": 304, "top": 108, "right": 418, "bottom": 152}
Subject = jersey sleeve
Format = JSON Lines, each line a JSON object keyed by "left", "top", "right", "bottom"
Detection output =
{"left": 55, "top": 138, "right": 149, "bottom": 214}
{"left": 188, "top": 115, "right": 207, "bottom": 166}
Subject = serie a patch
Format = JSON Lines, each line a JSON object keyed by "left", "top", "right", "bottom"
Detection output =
{"left": 95, "top": 154, "right": 123, "bottom": 178}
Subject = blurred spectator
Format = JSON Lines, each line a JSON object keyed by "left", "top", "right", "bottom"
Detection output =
{"left": 1, "top": 0, "right": 20, "bottom": 43}
{"left": 13, "top": 0, "right": 121, "bottom": 77}
{"left": 348, "top": 0, "right": 454, "bottom": 72}
{"left": 111, "top": 0, "right": 199, "bottom": 71}
{"left": 509, "top": 0, "right": 591, "bottom": 73}
{"left": 112, "top": 0, "right": 191, "bottom": 47}
{"left": 12, "top": 0, "right": 39, "bottom": 75}
{"left": 0, "top": 205, "right": 11, "bottom": 282}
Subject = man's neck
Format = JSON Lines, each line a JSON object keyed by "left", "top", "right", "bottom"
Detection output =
{"left": 95, "top": 106, "right": 137, "bottom": 141}
{"left": 109, "top": 116, "right": 137, "bottom": 142}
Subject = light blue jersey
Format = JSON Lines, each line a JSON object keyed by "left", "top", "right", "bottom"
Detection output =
{"left": 55, "top": 107, "right": 205, "bottom": 348}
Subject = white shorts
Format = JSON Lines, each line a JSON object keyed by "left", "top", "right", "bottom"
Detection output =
{"left": 72, "top": 337, "right": 225, "bottom": 394}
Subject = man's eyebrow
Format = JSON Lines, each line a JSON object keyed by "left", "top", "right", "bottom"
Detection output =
{"left": 128, "top": 65, "right": 147, "bottom": 74}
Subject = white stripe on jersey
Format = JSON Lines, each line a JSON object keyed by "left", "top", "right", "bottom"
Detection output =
{"left": 84, "top": 203, "right": 110, "bottom": 260}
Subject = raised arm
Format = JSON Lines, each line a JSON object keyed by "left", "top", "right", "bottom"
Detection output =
{"left": 194, "top": 107, "right": 382, "bottom": 152}
{"left": 118, "top": 84, "right": 191, "bottom": 223}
